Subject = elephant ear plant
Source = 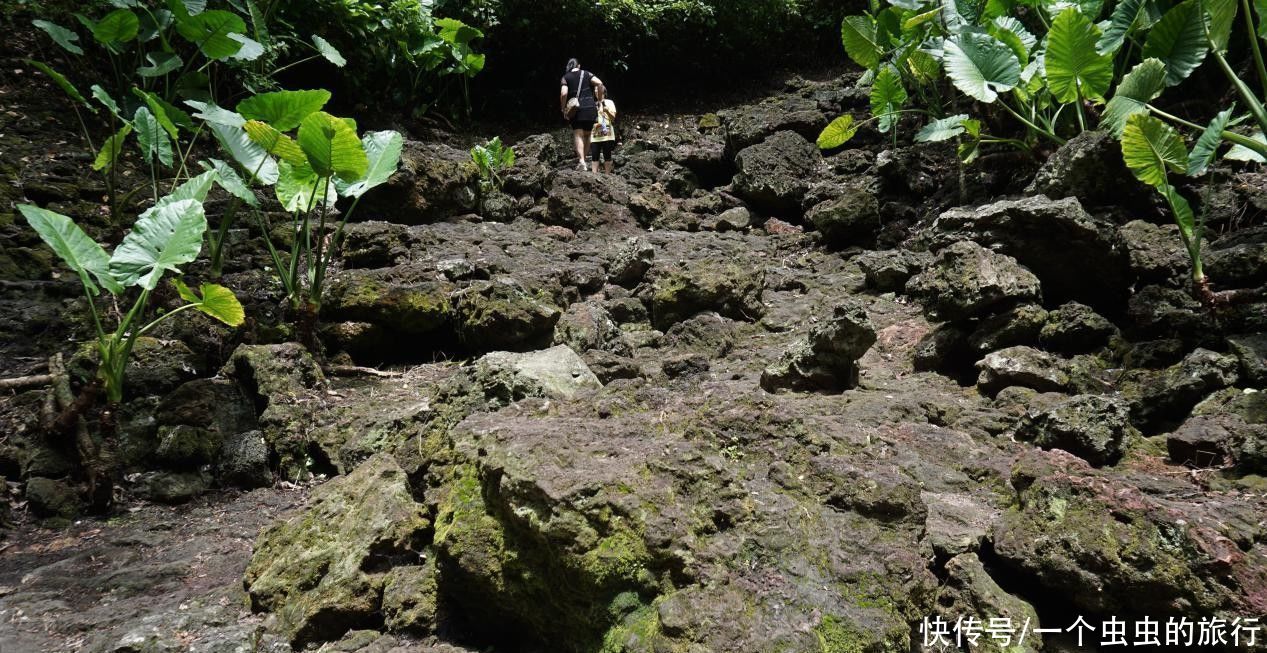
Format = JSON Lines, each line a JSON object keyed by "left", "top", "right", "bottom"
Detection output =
{"left": 196, "top": 89, "right": 404, "bottom": 349}
{"left": 18, "top": 173, "right": 246, "bottom": 405}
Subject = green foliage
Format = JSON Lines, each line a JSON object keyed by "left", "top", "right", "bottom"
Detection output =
{"left": 1121, "top": 113, "right": 1203, "bottom": 285}
{"left": 200, "top": 92, "right": 404, "bottom": 330}
{"left": 1045, "top": 8, "right": 1113, "bottom": 103}
{"left": 817, "top": 115, "right": 858, "bottom": 149}
{"left": 943, "top": 32, "right": 1020, "bottom": 103}
{"left": 470, "top": 137, "right": 515, "bottom": 191}
{"left": 19, "top": 194, "right": 244, "bottom": 403}
{"left": 1141, "top": 0, "right": 1209, "bottom": 86}
{"left": 870, "top": 66, "right": 907, "bottom": 134}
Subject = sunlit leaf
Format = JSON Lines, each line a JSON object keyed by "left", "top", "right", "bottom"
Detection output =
{"left": 19, "top": 204, "right": 122, "bottom": 295}
{"left": 817, "top": 115, "right": 859, "bottom": 149}
{"left": 109, "top": 199, "right": 206, "bottom": 290}
{"left": 33, "top": 20, "right": 84, "bottom": 55}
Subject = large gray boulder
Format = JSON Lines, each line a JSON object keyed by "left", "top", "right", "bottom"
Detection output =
{"left": 805, "top": 180, "right": 881, "bottom": 248}
{"left": 924, "top": 196, "right": 1131, "bottom": 310}
{"left": 353, "top": 140, "right": 478, "bottom": 224}
{"left": 648, "top": 260, "right": 765, "bottom": 329}
{"left": 544, "top": 169, "right": 636, "bottom": 230}
{"left": 473, "top": 345, "right": 603, "bottom": 402}
{"left": 976, "top": 346, "right": 1069, "bottom": 394}
{"left": 761, "top": 301, "right": 878, "bottom": 392}
{"left": 720, "top": 95, "right": 828, "bottom": 152}
{"left": 905, "top": 241, "right": 1042, "bottom": 321}
{"left": 1026, "top": 130, "right": 1142, "bottom": 207}
{"left": 1127, "top": 348, "right": 1240, "bottom": 431}
{"left": 732, "top": 131, "right": 819, "bottom": 215}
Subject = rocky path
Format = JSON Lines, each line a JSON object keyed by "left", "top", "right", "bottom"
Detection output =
{"left": 1, "top": 71, "right": 1266, "bottom": 652}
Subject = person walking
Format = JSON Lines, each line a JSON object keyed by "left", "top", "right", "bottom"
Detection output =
{"left": 590, "top": 87, "right": 618, "bottom": 174}
{"left": 559, "top": 58, "right": 604, "bottom": 171}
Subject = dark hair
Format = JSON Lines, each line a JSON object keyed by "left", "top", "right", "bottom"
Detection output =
{"left": 565, "top": 58, "right": 579, "bottom": 74}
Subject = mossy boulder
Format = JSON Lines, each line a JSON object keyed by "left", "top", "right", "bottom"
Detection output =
{"left": 761, "top": 300, "right": 877, "bottom": 393}
{"left": 1125, "top": 348, "right": 1239, "bottom": 432}
{"left": 353, "top": 140, "right": 478, "bottom": 224}
{"left": 323, "top": 271, "right": 455, "bottom": 336}
{"left": 976, "top": 346, "right": 1069, "bottom": 395}
{"left": 1015, "top": 394, "right": 1135, "bottom": 466}
{"left": 934, "top": 553, "right": 1043, "bottom": 653}
{"left": 25, "top": 476, "right": 81, "bottom": 521}
{"left": 450, "top": 281, "right": 561, "bottom": 352}
{"left": 545, "top": 170, "right": 636, "bottom": 230}
{"left": 732, "top": 130, "right": 819, "bottom": 216}
{"left": 473, "top": 345, "right": 603, "bottom": 402}
{"left": 1039, "top": 302, "right": 1117, "bottom": 353}
{"left": 68, "top": 336, "right": 201, "bottom": 398}
{"left": 648, "top": 260, "right": 764, "bottom": 329}
{"left": 805, "top": 181, "right": 881, "bottom": 248}
{"left": 245, "top": 454, "right": 430, "bottom": 646}
{"left": 221, "top": 343, "right": 326, "bottom": 480}
{"left": 906, "top": 241, "right": 1042, "bottom": 322}
{"left": 381, "top": 558, "right": 439, "bottom": 635}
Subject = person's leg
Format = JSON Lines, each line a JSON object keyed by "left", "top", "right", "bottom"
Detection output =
{"left": 582, "top": 131, "right": 593, "bottom": 169}
{"left": 573, "top": 129, "right": 586, "bottom": 169}
{"left": 591, "top": 142, "right": 600, "bottom": 173}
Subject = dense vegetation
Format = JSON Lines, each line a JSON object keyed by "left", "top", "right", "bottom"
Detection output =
{"left": 825, "top": 0, "right": 1267, "bottom": 302}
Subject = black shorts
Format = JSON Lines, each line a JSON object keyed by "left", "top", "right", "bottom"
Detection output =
{"left": 570, "top": 107, "right": 597, "bottom": 131}
{"left": 591, "top": 140, "right": 616, "bottom": 161}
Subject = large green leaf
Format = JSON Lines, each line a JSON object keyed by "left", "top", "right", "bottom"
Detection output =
{"left": 1098, "top": 0, "right": 1144, "bottom": 53}
{"left": 1101, "top": 58, "right": 1168, "bottom": 135}
{"left": 133, "top": 88, "right": 192, "bottom": 139}
{"left": 209, "top": 122, "right": 279, "bottom": 184}
{"left": 201, "top": 158, "right": 259, "bottom": 207}
{"left": 1226, "top": 131, "right": 1267, "bottom": 161}
{"left": 989, "top": 16, "right": 1037, "bottom": 64}
{"left": 916, "top": 114, "right": 971, "bottom": 141}
{"left": 92, "top": 9, "right": 139, "bottom": 46}
{"left": 1205, "top": 0, "right": 1237, "bottom": 52}
{"left": 174, "top": 9, "right": 247, "bottom": 60}
{"left": 27, "top": 60, "right": 89, "bottom": 107}
{"left": 228, "top": 33, "right": 264, "bottom": 61}
{"left": 276, "top": 160, "right": 337, "bottom": 213}
{"left": 1121, "top": 113, "right": 1188, "bottom": 189}
{"left": 943, "top": 32, "right": 1021, "bottom": 102}
{"left": 137, "top": 51, "right": 182, "bottom": 77}
{"left": 185, "top": 100, "right": 244, "bottom": 127}
{"left": 1162, "top": 184, "right": 1198, "bottom": 249}
{"left": 817, "top": 115, "right": 859, "bottom": 149}
{"left": 297, "top": 112, "right": 367, "bottom": 181}
{"left": 436, "top": 17, "right": 483, "bottom": 46}
{"left": 841, "top": 15, "right": 882, "bottom": 70}
{"left": 109, "top": 198, "right": 206, "bottom": 290}
{"left": 173, "top": 279, "right": 245, "bottom": 326}
{"left": 1256, "top": 0, "right": 1267, "bottom": 36}
{"left": 134, "top": 106, "right": 174, "bottom": 167}
{"left": 236, "top": 90, "right": 331, "bottom": 132}
{"left": 312, "top": 35, "right": 346, "bottom": 67}
{"left": 1188, "top": 107, "right": 1234, "bottom": 175}
{"left": 870, "top": 66, "right": 908, "bottom": 132}
{"left": 93, "top": 124, "right": 132, "bottom": 172}
{"left": 1142, "top": 0, "right": 1208, "bottom": 86}
{"left": 243, "top": 120, "right": 308, "bottom": 166}
{"left": 19, "top": 204, "right": 122, "bottom": 295}
{"left": 33, "top": 20, "right": 84, "bottom": 55}
{"left": 1046, "top": 8, "right": 1114, "bottom": 102}
{"left": 338, "top": 131, "right": 404, "bottom": 198}
{"left": 91, "top": 85, "right": 122, "bottom": 116}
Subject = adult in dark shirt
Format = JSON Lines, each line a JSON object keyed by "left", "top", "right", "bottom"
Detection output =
{"left": 559, "top": 58, "right": 605, "bottom": 171}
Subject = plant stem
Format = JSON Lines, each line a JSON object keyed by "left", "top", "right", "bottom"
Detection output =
{"left": 1001, "top": 100, "right": 1066, "bottom": 144}
{"left": 1240, "top": 0, "right": 1267, "bottom": 101}
{"left": 1149, "top": 106, "right": 1267, "bottom": 158}
{"left": 1208, "top": 43, "right": 1267, "bottom": 134}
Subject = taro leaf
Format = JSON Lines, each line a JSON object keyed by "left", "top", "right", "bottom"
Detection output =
{"left": 1226, "top": 131, "right": 1267, "bottom": 162}
{"left": 276, "top": 160, "right": 337, "bottom": 212}
{"left": 1101, "top": 58, "right": 1167, "bottom": 135}
{"left": 435, "top": 17, "right": 482, "bottom": 46}
{"left": 185, "top": 99, "right": 245, "bottom": 127}
{"left": 175, "top": 10, "right": 247, "bottom": 60}
{"left": 33, "top": 20, "right": 84, "bottom": 55}
{"left": 161, "top": 169, "right": 219, "bottom": 206}
{"left": 228, "top": 33, "right": 264, "bottom": 61}
{"left": 990, "top": 16, "right": 1037, "bottom": 63}
{"left": 1121, "top": 113, "right": 1188, "bottom": 189}
{"left": 134, "top": 106, "right": 174, "bottom": 167}
{"left": 173, "top": 278, "right": 245, "bottom": 326}
{"left": 91, "top": 85, "right": 121, "bottom": 116}
{"left": 109, "top": 198, "right": 206, "bottom": 291}
{"left": 312, "top": 35, "right": 346, "bottom": 67}
{"left": 1098, "top": 0, "right": 1144, "bottom": 53}
{"left": 1141, "top": 0, "right": 1208, "bottom": 86}
{"left": 337, "top": 130, "right": 404, "bottom": 198}
{"left": 133, "top": 88, "right": 192, "bottom": 139}
{"left": 18, "top": 204, "right": 122, "bottom": 295}
{"left": 243, "top": 120, "right": 308, "bottom": 166}
{"left": 870, "top": 65, "right": 908, "bottom": 133}
{"left": 201, "top": 158, "right": 259, "bottom": 206}
{"left": 92, "top": 9, "right": 140, "bottom": 46}
{"left": 1205, "top": 0, "right": 1236, "bottom": 52}
{"left": 1045, "top": 7, "right": 1114, "bottom": 103}
{"left": 297, "top": 111, "right": 367, "bottom": 181}
{"left": 27, "top": 60, "right": 89, "bottom": 107}
{"left": 209, "top": 122, "right": 279, "bottom": 184}
{"left": 138, "top": 51, "right": 182, "bottom": 77}
{"left": 236, "top": 89, "right": 331, "bottom": 132}
{"left": 93, "top": 124, "right": 132, "bottom": 172}
{"left": 1188, "top": 107, "right": 1234, "bottom": 175}
{"left": 1162, "top": 184, "right": 1198, "bottom": 248}
{"left": 916, "top": 114, "right": 971, "bottom": 141}
{"left": 943, "top": 32, "right": 1021, "bottom": 103}
{"left": 841, "top": 15, "right": 882, "bottom": 70}
{"left": 817, "top": 115, "right": 859, "bottom": 149}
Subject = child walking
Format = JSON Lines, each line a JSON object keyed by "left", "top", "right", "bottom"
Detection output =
{"left": 590, "top": 88, "right": 618, "bottom": 174}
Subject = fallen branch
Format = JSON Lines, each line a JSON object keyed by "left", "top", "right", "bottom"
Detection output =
{"left": 325, "top": 364, "right": 404, "bottom": 379}
{"left": 0, "top": 374, "right": 54, "bottom": 392}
